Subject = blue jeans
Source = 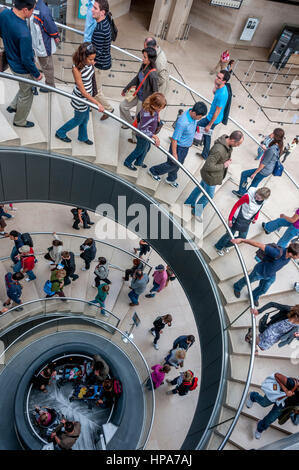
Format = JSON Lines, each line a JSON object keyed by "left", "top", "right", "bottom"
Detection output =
{"left": 0, "top": 210, "right": 12, "bottom": 218}
{"left": 197, "top": 117, "right": 217, "bottom": 160}
{"left": 238, "top": 168, "right": 267, "bottom": 195}
{"left": 250, "top": 392, "right": 282, "bottom": 433}
{"left": 264, "top": 218, "right": 299, "bottom": 248}
{"left": 56, "top": 109, "right": 90, "bottom": 142}
{"left": 233, "top": 264, "right": 276, "bottom": 302}
{"left": 215, "top": 225, "right": 249, "bottom": 250}
{"left": 147, "top": 281, "right": 160, "bottom": 298}
{"left": 184, "top": 180, "right": 216, "bottom": 217}
{"left": 128, "top": 289, "right": 140, "bottom": 305}
{"left": 256, "top": 147, "right": 264, "bottom": 160}
{"left": 150, "top": 144, "right": 189, "bottom": 182}
{"left": 124, "top": 135, "right": 151, "bottom": 167}
{"left": 11, "top": 246, "right": 19, "bottom": 264}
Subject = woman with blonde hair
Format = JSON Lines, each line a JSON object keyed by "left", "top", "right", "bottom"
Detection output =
{"left": 123, "top": 92, "right": 167, "bottom": 171}
{"left": 164, "top": 347, "right": 186, "bottom": 369}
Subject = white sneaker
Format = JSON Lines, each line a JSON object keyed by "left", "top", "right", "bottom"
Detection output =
{"left": 24, "top": 277, "right": 31, "bottom": 282}
{"left": 92, "top": 284, "right": 96, "bottom": 288}
{"left": 153, "top": 343, "right": 159, "bottom": 350}
{"left": 81, "top": 267, "right": 87, "bottom": 271}
{"left": 9, "top": 215, "right": 14, "bottom": 218}
{"left": 255, "top": 426, "right": 262, "bottom": 440}
{"left": 149, "top": 329, "right": 156, "bottom": 337}
{"left": 215, "top": 248, "right": 225, "bottom": 256}
{"left": 223, "top": 247, "right": 230, "bottom": 254}
{"left": 246, "top": 394, "right": 253, "bottom": 408}
{"left": 165, "top": 179, "right": 179, "bottom": 188}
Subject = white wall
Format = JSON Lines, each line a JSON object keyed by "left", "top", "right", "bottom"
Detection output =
{"left": 189, "top": 0, "right": 299, "bottom": 48}
{"left": 66, "top": 0, "right": 132, "bottom": 28}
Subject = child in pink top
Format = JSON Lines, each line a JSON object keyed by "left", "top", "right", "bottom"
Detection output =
{"left": 148, "top": 364, "right": 171, "bottom": 389}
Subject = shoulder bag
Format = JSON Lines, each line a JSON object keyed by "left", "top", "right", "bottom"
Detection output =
{"left": 125, "top": 68, "right": 156, "bottom": 103}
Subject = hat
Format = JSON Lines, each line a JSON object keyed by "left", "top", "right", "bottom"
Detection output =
{"left": 56, "top": 264, "right": 64, "bottom": 270}
{"left": 19, "top": 245, "right": 31, "bottom": 254}
{"left": 155, "top": 264, "right": 165, "bottom": 270}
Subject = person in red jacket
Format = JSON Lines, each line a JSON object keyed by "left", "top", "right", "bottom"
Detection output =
{"left": 214, "top": 187, "right": 271, "bottom": 256}
{"left": 13, "top": 244, "right": 36, "bottom": 281}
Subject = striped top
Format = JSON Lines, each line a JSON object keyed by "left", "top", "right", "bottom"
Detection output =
{"left": 71, "top": 64, "right": 94, "bottom": 112}
{"left": 91, "top": 16, "right": 112, "bottom": 70}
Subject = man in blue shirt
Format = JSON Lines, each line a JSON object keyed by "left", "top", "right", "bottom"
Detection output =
{"left": 196, "top": 70, "right": 230, "bottom": 160}
{"left": 232, "top": 239, "right": 299, "bottom": 307}
{"left": 0, "top": 0, "right": 43, "bottom": 127}
{"left": 148, "top": 102, "right": 207, "bottom": 188}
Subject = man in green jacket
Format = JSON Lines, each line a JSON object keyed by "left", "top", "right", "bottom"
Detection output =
{"left": 184, "top": 131, "right": 244, "bottom": 220}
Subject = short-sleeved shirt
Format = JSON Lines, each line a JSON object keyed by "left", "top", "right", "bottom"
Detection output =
{"left": 260, "top": 144, "right": 280, "bottom": 176}
{"left": 207, "top": 86, "right": 228, "bottom": 125}
{"left": 221, "top": 51, "right": 230, "bottom": 62}
{"left": 293, "top": 208, "right": 299, "bottom": 229}
{"left": 256, "top": 245, "right": 290, "bottom": 278}
{"left": 172, "top": 109, "right": 197, "bottom": 148}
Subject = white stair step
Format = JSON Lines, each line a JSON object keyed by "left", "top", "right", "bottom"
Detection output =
{"left": 0, "top": 110, "right": 20, "bottom": 144}
{"left": 50, "top": 93, "right": 72, "bottom": 151}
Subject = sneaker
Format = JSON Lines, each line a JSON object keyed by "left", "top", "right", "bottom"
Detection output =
{"left": 254, "top": 298, "right": 259, "bottom": 307}
{"left": 148, "top": 169, "right": 161, "bottom": 182}
{"left": 15, "top": 306, "right": 24, "bottom": 312}
{"left": 14, "top": 121, "right": 35, "bottom": 128}
{"left": 150, "top": 329, "right": 156, "bottom": 337}
{"left": 92, "top": 284, "right": 96, "bottom": 288}
{"left": 145, "top": 294, "right": 155, "bottom": 298}
{"left": 6, "top": 106, "right": 16, "bottom": 114}
{"left": 255, "top": 426, "right": 262, "bottom": 440}
{"left": 153, "top": 343, "right": 159, "bottom": 350}
{"left": 246, "top": 393, "right": 254, "bottom": 408}
{"left": 215, "top": 248, "right": 225, "bottom": 256}
{"left": 24, "top": 277, "right": 31, "bottom": 282}
{"left": 81, "top": 267, "right": 87, "bottom": 271}
{"left": 55, "top": 132, "right": 71, "bottom": 143}
{"left": 232, "top": 190, "right": 242, "bottom": 198}
{"left": 124, "top": 162, "right": 137, "bottom": 171}
{"left": 234, "top": 289, "right": 241, "bottom": 299}
{"left": 262, "top": 222, "right": 270, "bottom": 235}
{"left": 165, "top": 179, "right": 179, "bottom": 188}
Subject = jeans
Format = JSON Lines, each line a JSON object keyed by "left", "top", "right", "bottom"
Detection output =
{"left": 238, "top": 168, "right": 267, "bottom": 195}
{"left": 233, "top": 264, "right": 276, "bottom": 302}
{"left": 150, "top": 144, "right": 189, "bottom": 182}
{"left": 250, "top": 392, "right": 282, "bottom": 433}
{"left": 13, "top": 262, "right": 36, "bottom": 280}
{"left": 128, "top": 289, "right": 140, "bottom": 305}
{"left": 11, "top": 246, "right": 19, "bottom": 264}
{"left": 215, "top": 225, "right": 249, "bottom": 250}
{"left": 56, "top": 109, "right": 90, "bottom": 142}
{"left": 147, "top": 281, "right": 160, "bottom": 298}
{"left": 197, "top": 117, "right": 217, "bottom": 159}
{"left": 0, "top": 210, "right": 12, "bottom": 219}
{"left": 184, "top": 180, "right": 216, "bottom": 217}
{"left": 124, "top": 135, "right": 151, "bottom": 167}
{"left": 151, "top": 326, "right": 161, "bottom": 345}
{"left": 264, "top": 218, "right": 299, "bottom": 248}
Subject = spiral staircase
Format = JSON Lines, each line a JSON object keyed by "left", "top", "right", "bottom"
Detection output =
{"left": 0, "top": 13, "right": 298, "bottom": 450}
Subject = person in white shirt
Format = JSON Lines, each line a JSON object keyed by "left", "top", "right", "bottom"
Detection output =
{"left": 282, "top": 137, "right": 298, "bottom": 163}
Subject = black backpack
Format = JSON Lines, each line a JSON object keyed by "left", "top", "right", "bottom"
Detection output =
{"left": 108, "top": 12, "right": 118, "bottom": 42}
{"left": 21, "top": 232, "right": 33, "bottom": 247}
{"left": 256, "top": 243, "right": 283, "bottom": 262}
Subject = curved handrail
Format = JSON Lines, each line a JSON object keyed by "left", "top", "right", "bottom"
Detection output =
{"left": 0, "top": 295, "right": 121, "bottom": 326}
{"left": 0, "top": 230, "right": 153, "bottom": 270}
{"left": 0, "top": 70, "right": 256, "bottom": 449}
{"left": 0, "top": 302, "right": 155, "bottom": 450}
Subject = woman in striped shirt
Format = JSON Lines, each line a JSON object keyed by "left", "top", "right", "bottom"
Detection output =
{"left": 55, "top": 43, "right": 104, "bottom": 144}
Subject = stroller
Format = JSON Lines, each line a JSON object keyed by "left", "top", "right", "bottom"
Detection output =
{"left": 69, "top": 384, "right": 104, "bottom": 409}
{"left": 56, "top": 361, "right": 91, "bottom": 388}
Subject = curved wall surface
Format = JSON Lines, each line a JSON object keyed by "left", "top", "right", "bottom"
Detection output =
{"left": 0, "top": 148, "right": 227, "bottom": 449}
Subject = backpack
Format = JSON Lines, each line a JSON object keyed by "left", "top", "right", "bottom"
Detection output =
{"left": 272, "top": 159, "right": 284, "bottom": 177}
{"left": 43, "top": 280, "right": 55, "bottom": 296}
{"left": 107, "top": 12, "right": 118, "bottom": 42}
{"left": 256, "top": 243, "right": 283, "bottom": 263}
{"left": 113, "top": 379, "right": 122, "bottom": 396}
{"left": 21, "top": 232, "right": 33, "bottom": 248}
{"left": 189, "top": 376, "right": 199, "bottom": 391}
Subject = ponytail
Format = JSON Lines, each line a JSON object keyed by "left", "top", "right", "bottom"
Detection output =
{"left": 269, "top": 128, "right": 285, "bottom": 155}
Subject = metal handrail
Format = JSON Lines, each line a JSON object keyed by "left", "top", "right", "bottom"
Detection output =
{"left": 0, "top": 69, "right": 256, "bottom": 450}
{"left": 0, "top": 295, "right": 121, "bottom": 326}
{"left": 0, "top": 306, "right": 155, "bottom": 449}
{"left": 0, "top": 230, "right": 153, "bottom": 270}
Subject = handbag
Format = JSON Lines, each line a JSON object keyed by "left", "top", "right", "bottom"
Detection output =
{"left": 0, "top": 48, "right": 8, "bottom": 73}
{"left": 272, "top": 159, "right": 284, "bottom": 177}
{"left": 125, "top": 68, "right": 156, "bottom": 103}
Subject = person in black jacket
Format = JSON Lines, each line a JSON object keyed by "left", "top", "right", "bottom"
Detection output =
{"left": 123, "top": 258, "right": 144, "bottom": 281}
{"left": 120, "top": 47, "right": 158, "bottom": 144}
{"left": 71, "top": 207, "right": 94, "bottom": 230}
{"left": 170, "top": 335, "right": 195, "bottom": 353}
{"left": 149, "top": 314, "right": 172, "bottom": 350}
{"left": 60, "top": 251, "right": 79, "bottom": 286}
{"left": 80, "top": 238, "right": 97, "bottom": 271}
{"left": 166, "top": 370, "right": 194, "bottom": 396}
